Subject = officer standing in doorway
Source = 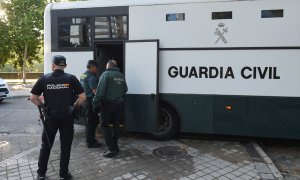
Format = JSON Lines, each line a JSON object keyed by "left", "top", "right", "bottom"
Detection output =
{"left": 93, "top": 60, "right": 127, "bottom": 158}
{"left": 80, "top": 60, "right": 102, "bottom": 148}
{"left": 30, "top": 55, "right": 86, "bottom": 180}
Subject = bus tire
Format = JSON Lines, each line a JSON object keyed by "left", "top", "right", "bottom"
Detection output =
{"left": 152, "top": 103, "right": 180, "bottom": 140}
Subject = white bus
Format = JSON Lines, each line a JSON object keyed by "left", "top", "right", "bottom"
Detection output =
{"left": 44, "top": 0, "right": 300, "bottom": 139}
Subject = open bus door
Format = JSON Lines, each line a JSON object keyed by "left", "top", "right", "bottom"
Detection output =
{"left": 124, "top": 40, "right": 159, "bottom": 133}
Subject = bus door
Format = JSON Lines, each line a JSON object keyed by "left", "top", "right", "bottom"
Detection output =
{"left": 94, "top": 41, "right": 124, "bottom": 78}
{"left": 124, "top": 40, "right": 159, "bottom": 133}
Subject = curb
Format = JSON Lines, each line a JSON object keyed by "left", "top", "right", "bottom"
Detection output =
{"left": 252, "top": 141, "right": 284, "bottom": 179}
{"left": 5, "top": 94, "right": 30, "bottom": 99}
{"left": 9, "top": 90, "right": 31, "bottom": 99}
{"left": 11, "top": 95, "right": 31, "bottom": 99}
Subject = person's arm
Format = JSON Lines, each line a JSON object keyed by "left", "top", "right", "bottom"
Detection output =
{"left": 95, "top": 73, "right": 108, "bottom": 101}
{"left": 74, "top": 92, "right": 86, "bottom": 108}
{"left": 92, "top": 89, "right": 96, "bottom": 95}
{"left": 72, "top": 75, "right": 86, "bottom": 108}
{"left": 88, "top": 76, "right": 97, "bottom": 95}
{"left": 30, "top": 77, "right": 44, "bottom": 107}
{"left": 30, "top": 94, "right": 43, "bottom": 107}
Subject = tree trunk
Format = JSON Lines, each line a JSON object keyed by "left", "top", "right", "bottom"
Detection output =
{"left": 22, "top": 43, "right": 28, "bottom": 84}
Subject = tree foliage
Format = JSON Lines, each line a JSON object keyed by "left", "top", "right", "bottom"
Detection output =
{"left": 0, "top": 17, "right": 11, "bottom": 67}
{"left": 2, "top": 0, "right": 46, "bottom": 66}
{"left": 0, "top": 0, "right": 84, "bottom": 82}
{"left": 49, "top": 0, "right": 85, "bottom": 2}
{"left": 0, "top": 0, "right": 46, "bottom": 83}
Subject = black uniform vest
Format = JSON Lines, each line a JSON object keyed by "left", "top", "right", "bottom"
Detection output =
{"left": 43, "top": 72, "right": 74, "bottom": 108}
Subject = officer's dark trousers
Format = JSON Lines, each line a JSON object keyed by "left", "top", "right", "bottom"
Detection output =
{"left": 101, "top": 102, "right": 122, "bottom": 152}
{"left": 85, "top": 97, "right": 99, "bottom": 145}
{"left": 37, "top": 109, "right": 74, "bottom": 177}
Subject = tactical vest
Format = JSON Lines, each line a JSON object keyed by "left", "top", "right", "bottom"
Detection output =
{"left": 43, "top": 72, "right": 75, "bottom": 108}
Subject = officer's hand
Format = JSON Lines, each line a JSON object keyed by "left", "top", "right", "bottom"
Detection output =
{"left": 38, "top": 104, "right": 46, "bottom": 119}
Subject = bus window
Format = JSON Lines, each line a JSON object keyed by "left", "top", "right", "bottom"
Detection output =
{"left": 95, "top": 16, "right": 128, "bottom": 39}
{"left": 58, "top": 17, "right": 91, "bottom": 48}
{"left": 95, "top": 17, "right": 110, "bottom": 38}
{"left": 212, "top": 11, "right": 232, "bottom": 20}
{"left": 261, "top": 9, "right": 284, "bottom": 18}
{"left": 166, "top": 13, "right": 185, "bottom": 21}
{"left": 111, "top": 16, "right": 127, "bottom": 38}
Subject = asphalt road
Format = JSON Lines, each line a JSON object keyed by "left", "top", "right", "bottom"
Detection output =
{"left": 0, "top": 98, "right": 300, "bottom": 179}
{"left": 0, "top": 97, "right": 42, "bottom": 135}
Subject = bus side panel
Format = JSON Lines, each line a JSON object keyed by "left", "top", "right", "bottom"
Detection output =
{"left": 161, "top": 94, "right": 213, "bottom": 133}
{"left": 213, "top": 96, "right": 250, "bottom": 136}
{"left": 129, "top": 0, "right": 300, "bottom": 48}
{"left": 163, "top": 94, "right": 300, "bottom": 139}
{"left": 51, "top": 52, "right": 93, "bottom": 78}
{"left": 212, "top": 96, "right": 300, "bottom": 139}
{"left": 248, "top": 96, "right": 300, "bottom": 139}
{"left": 159, "top": 50, "right": 300, "bottom": 97}
{"left": 159, "top": 49, "right": 300, "bottom": 138}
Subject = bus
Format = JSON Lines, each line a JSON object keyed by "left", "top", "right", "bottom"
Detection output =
{"left": 44, "top": 0, "right": 300, "bottom": 139}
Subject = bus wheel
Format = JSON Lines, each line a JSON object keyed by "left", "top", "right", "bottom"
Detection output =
{"left": 152, "top": 103, "right": 179, "bottom": 140}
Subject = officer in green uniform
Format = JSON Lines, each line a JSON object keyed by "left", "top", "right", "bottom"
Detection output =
{"left": 80, "top": 60, "right": 102, "bottom": 148}
{"left": 93, "top": 60, "right": 128, "bottom": 158}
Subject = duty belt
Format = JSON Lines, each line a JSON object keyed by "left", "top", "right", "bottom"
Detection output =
{"left": 46, "top": 106, "right": 74, "bottom": 115}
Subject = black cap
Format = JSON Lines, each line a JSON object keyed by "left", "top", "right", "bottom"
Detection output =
{"left": 52, "top": 55, "right": 66, "bottom": 66}
{"left": 87, "top": 60, "right": 98, "bottom": 67}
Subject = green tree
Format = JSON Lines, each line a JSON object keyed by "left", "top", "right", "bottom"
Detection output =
{"left": 0, "top": 18, "right": 11, "bottom": 67}
{"left": 48, "top": 0, "right": 84, "bottom": 2}
{"left": 1, "top": 0, "right": 46, "bottom": 83}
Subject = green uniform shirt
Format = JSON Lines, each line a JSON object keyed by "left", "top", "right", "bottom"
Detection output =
{"left": 93, "top": 67, "right": 128, "bottom": 103}
{"left": 80, "top": 70, "right": 97, "bottom": 98}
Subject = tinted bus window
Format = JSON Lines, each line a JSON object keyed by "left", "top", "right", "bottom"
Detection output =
{"left": 212, "top": 11, "right": 232, "bottom": 20}
{"left": 261, "top": 9, "right": 283, "bottom": 18}
{"left": 166, "top": 13, "right": 185, "bottom": 21}
{"left": 58, "top": 17, "right": 91, "bottom": 48}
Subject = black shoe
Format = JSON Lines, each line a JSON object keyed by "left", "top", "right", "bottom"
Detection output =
{"left": 36, "top": 173, "right": 45, "bottom": 180}
{"left": 87, "top": 142, "right": 102, "bottom": 148}
{"left": 59, "top": 172, "right": 72, "bottom": 180}
{"left": 103, "top": 150, "right": 118, "bottom": 158}
{"left": 115, "top": 146, "right": 120, "bottom": 153}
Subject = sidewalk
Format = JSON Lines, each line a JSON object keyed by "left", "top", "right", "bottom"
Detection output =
{"left": 6, "top": 79, "right": 36, "bottom": 98}
{"left": 1, "top": 80, "right": 284, "bottom": 180}
{"left": 0, "top": 127, "right": 283, "bottom": 180}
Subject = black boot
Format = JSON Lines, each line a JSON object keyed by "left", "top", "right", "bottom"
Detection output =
{"left": 36, "top": 173, "right": 45, "bottom": 180}
{"left": 86, "top": 141, "right": 102, "bottom": 148}
{"left": 59, "top": 172, "right": 72, "bottom": 180}
{"left": 103, "top": 150, "right": 118, "bottom": 158}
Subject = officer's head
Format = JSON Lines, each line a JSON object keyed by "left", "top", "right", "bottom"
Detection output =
{"left": 106, "top": 60, "right": 117, "bottom": 70}
{"left": 52, "top": 55, "right": 67, "bottom": 71}
{"left": 87, "top": 60, "right": 98, "bottom": 73}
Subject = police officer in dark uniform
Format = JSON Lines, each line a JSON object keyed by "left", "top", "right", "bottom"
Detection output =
{"left": 80, "top": 60, "right": 102, "bottom": 148}
{"left": 93, "top": 60, "right": 127, "bottom": 158}
{"left": 30, "top": 55, "right": 86, "bottom": 180}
